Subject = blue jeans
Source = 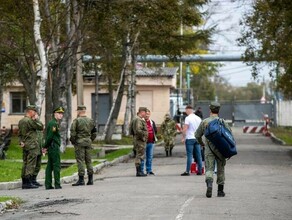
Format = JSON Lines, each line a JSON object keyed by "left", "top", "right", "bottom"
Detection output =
{"left": 140, "top": 143, "right": 154, "bottom": 173}
{"left": 185, "top": 139, "right": 202, "bottom": 173}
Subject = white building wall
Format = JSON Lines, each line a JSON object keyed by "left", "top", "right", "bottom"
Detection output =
{"left": 276, "top": 100, "right": 292, "bottom": 126}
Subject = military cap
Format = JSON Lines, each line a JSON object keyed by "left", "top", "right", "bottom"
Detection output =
{"left": 209, "top": 101, "right": 221, "bottom": 110}
{"left": 138, "top": 107, "right": 147, "bottom": 112}
{"left": 54, "top": 106, "right": 65, "bottom": 113}
{"left": 77, "top": 105, "right": 86, "bottom": 111}
{"left": 26, "top": 105, "right": 37, "bottom": 112}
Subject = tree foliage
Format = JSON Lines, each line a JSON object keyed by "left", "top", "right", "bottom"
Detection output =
{"left": 83, "top": 0, "right": 212, "bottom": 141}
{"left": 238, "top": 0, "right": 292, "bottom": 99}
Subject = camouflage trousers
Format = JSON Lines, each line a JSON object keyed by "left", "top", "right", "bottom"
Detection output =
{"left": 74, "top": 145, "right": 93, "bottom": 176}
{"left": 21, "top": 147, "right": 39, "bottom": 178}
{"left": 204, "top": 145, "right": 226, "bottom": 185}
{"left": 163, "top": 136, "right": 175, "bottom": 151}
{"left": 34, "top": 147, "right": 42, "bottom": 176}
{"left": 134, "top": 140, "right": 146, "bottom": 167}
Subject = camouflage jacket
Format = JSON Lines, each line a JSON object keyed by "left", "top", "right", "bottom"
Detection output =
{"left": 44, "top": 117, "right": 61, "bottom": 148}
{"left": 70, "top": 116, "right": 97, "bottom": 147}
{"left": 160, "top": 119, "right": 177, "bottom": 137}
{"left": 132, "top": 116, "right": 148, "bottom": 142}
{"left": 18, "top": 117, "right": 44, "bottom": 150}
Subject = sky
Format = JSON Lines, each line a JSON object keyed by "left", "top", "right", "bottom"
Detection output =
{"left": 205, "top": 0, "right": 272, "bottom": 87}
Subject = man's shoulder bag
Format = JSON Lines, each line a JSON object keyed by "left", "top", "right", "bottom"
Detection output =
{"left": 204, "top": 118, "right": 237, "bottom": 159}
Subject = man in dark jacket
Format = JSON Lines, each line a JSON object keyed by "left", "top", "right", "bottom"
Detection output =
{"left": 70, "top": 105, "right": 97, "bottom": 186}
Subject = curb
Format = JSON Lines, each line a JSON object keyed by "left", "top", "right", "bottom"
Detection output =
{"left": 0, "top": 153, "right": 133, "bottom": 190}
{"left": 270, "top": 132, "right": 286, "bottom": 145}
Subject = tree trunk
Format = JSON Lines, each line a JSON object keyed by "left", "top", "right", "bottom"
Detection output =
{"left": 17, "top": 60, "right": 37, "bottom": 105}
{"left": 45, "top": 71, "right": 53, "bottom": 126}
{"left": 33, "top": 0, "right": 48, "bottom": 116}
{"left": 123, "top": 56, "right": 137, "bottom": 136}
{"left": 123, "top": 76, "right": 131, "bottom": 136}
{"left": 104, "top": 68, "right": 126, "bottom": 143}
{"left": 103, "top": 32, "right": 140, "bottom": 142}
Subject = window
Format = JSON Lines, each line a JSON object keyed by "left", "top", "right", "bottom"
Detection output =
{"left": 10, "top": 92, "right": 27, "bottom": 114}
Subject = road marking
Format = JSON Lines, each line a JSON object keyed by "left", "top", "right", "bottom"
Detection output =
{"left": 175, "top": 197, "right": 194, "bottom": 220}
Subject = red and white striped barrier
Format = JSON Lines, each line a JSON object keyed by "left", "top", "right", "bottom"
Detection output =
{"left": 243, "top": 126, "right": 265, "bottom": 133}
{"left": 176, "top": 123, "right": 182, "bottom": 133}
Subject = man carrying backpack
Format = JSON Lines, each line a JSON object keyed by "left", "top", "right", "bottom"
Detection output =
{"left": 195, "top": 101, "right": 232, "bottom": 198}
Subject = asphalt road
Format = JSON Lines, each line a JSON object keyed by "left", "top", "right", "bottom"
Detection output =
{"left": 1, "top": 127, "right": 292, "bottom": 220}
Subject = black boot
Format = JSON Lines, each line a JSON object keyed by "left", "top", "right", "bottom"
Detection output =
{"left": 72, "top": 175, "right": 85, "bottom": 186}
{"left": 206, "top": 180, "right": 213, "bottom": 198}
{"left": 217, "top": 184, "right": 225, "bottom": 197}
{"left": 22, "top": 177, "right": 38, "bottom": 189}
{"left": 166, "top": 150, "right": 169, "bottom": 157}
{"left": 32, "top": 175, "right": 43, "bottom": 187}
{"left": 87, "top": 174, "right": 93, "bottom": 185}
{"left": 21, "top": 177, "right": 27, "bottom": 189}
{"left": 136, "top": 167, "right": 147, "bottom": 177}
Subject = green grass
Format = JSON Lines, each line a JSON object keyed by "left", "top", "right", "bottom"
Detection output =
{"left": 60, "top": 147, "right": 101, "bottom": 160}
{"left": 0, "top": 160, "right": 22, "bottom": 182}
{"left": 60, "top": 163, "right": 78, "bottom": 177}
{"left": 1, "top": 135, "right": 132, "bottom": 182}
{"left": 6, "top": 135, "right": 127, "bottom": 160}
{"left": 102, "top": 148, "right": 132, "bottom": 161}
{"left": 270, "top": 126, "right": 292, "bottom": 145}
{"left": 4, "top": 136, "right": 23, "bottom": 159}
{"left": 95, "top": 135, "right": 134, "bottom": 145}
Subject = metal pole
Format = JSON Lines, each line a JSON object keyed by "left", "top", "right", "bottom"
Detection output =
{"left": 83, "top": 54, "right": 262, "bottom": 63}
{"left": 186, "top": 63, "right": 191, "bottom": 104}
{"left": 179, "top": 20, "right": 183, "bottom": 95}
{"left": 76, "top": 46, "right": 84, "bottom": 105}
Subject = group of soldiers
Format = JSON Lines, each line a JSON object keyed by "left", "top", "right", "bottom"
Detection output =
{"left": 131, "top": 102, "right": 231, "bottom": 198}
{"left": 18, "top": 104, "right": 97, "bottom": 190}
{"left": 17, "top": 101, "right": 231, "bottom": 198}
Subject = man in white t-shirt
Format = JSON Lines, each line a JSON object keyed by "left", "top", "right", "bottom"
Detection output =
{"left": 181, "top": 105, "right": 203, "bottom": 176}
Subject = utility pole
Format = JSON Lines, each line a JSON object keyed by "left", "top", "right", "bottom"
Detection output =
{"left": 186, "top": 63, "right": 191, "bottom": 105}
{"left": 76, "top": 45, "right": 84, "bottom": 105}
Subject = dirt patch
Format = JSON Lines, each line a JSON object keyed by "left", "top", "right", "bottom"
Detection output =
{"left": 32, "top": 198, "right": 84, "bottom": 209}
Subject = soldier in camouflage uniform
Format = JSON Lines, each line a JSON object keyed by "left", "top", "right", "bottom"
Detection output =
{"left": 160, "top": 113, "right": 177, "bottom": 157}
{"left": 18, "top": 105, "right": 44, "bottom": 189}
{"left": 70, "top": 105, "right": 97, "bottom": 186}
{"left": 32, "top": 113, "right": 45, "bottom": 187}
{"left": 129, "top": 112, "right": 139, "bottom": 156}
{"left": 195, "top": 101, "right": 231, "bottom": 198}
{"left": 132, "top": 107, "right": 148, "bottom": 177}
{"left": 43, "top": 107, "right": 64, "bottom": 190}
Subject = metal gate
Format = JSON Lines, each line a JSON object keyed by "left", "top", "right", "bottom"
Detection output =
{"left": 91, "top": 93, "right": 110, "bottom": 131}
{"left": 193, "top": 100, "right": 274, "bottom": 126}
